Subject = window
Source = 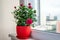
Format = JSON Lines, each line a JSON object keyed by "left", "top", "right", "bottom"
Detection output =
{"left": 20, "top": 0, "right": 60, "bottom": 33}
{"left": 40, "top": 0, "right": 60, "bottom": 33}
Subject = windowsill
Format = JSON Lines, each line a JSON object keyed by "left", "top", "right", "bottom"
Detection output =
{"left": 9, "top": 29, "right": 60, "bottom": 40}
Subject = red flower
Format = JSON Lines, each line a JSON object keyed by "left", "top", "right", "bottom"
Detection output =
{"left": 14, "top": 6, "right": 16, "bottom": 9}
{"left": 20, "top": 3, "right": 23, "bottom": 6}
{"left": 28, "top": 5, "right": 32, "bottom": 9}
{"left": 28, "top": 3, "right": 31, "bottom": 5}
{"left": 26, "top": 18, "right": 33, "bottom": 24}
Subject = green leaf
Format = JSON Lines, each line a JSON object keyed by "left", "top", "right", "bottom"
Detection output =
{"left": 12, "top": 4, "right": 37, "bottom": 26}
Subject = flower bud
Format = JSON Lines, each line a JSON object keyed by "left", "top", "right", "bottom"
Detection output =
{"left": 28, "top": 3, "right": 31, "bottom": 5}
{"left": 20, "top": 3, "right": 23, "bottom": 6}
{"left": 14, "top": 6, "right": 16, "bottom": 9}
{"left": 34, "top": 10, "right": 36, "bottom": 13}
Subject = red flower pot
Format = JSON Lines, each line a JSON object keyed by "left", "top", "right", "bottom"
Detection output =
{"left": 16, "top": 26, "right": 31, "bottom": 39}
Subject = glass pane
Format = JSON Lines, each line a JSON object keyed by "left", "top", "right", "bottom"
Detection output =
{"left": 40, "top": 0, "right": 60, "bottom": 33}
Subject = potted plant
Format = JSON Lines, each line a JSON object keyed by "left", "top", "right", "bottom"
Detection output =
{"left": 12, "top": 3, "right": 36, "bottom": 39}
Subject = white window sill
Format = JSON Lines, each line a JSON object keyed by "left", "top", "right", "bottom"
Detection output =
{"left": 9, "top": 29, "right": 60, "bottom": 40}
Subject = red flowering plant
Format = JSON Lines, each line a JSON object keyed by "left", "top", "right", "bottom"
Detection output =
{"left": 12, "top": 3, "right": 37, "bottom": 27}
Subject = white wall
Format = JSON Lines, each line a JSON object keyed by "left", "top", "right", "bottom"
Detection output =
{"left": 0, "top": 0, "right": 19, "bottom": 40}
{"left": 0, "top": 0, "right": 3, "bottom": 40}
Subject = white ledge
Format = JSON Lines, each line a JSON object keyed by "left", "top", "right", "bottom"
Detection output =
{"left": 9, "top": 29, "right": 60, "bottom": 40}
